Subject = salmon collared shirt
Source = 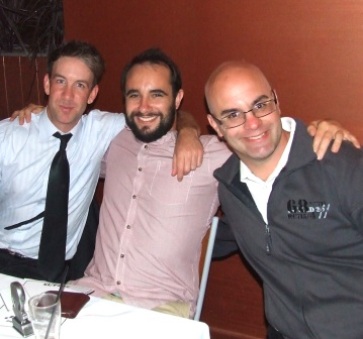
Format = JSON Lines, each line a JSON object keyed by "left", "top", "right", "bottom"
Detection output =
{"left": 78, "top": 128, "right": 230, "bottom": 316}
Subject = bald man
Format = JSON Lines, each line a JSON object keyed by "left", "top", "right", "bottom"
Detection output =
{"left": 206, "top": 61, "right": 363, "bottom": 339}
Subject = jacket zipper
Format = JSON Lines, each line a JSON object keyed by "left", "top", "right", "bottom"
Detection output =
{"left": 265, "top": 223, "right": 272, "bottom": 255}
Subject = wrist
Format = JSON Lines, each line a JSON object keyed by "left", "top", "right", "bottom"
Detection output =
{"left": 179, "top": 126, "right": 200, "bottom": 138}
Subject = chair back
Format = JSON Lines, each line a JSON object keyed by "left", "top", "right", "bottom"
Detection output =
{"left": 194, "top": 216, "right": 219, "bottom": 321}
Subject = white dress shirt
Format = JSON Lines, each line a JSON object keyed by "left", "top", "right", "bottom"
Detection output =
{"left": 0, "top": 109, "right": 125, "bottom": 259}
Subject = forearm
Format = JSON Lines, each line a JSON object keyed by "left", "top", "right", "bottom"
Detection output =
{"left": 172, "top": 110, "right": 203, "bottom": 180}
{"left": 176, "top": 110, "right": 201, "bottom": 136}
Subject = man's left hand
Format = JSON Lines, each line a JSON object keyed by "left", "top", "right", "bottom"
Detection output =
{"left": 307, "top": 119, "right": 360, "bottom": 160}
{"left": 172, "top": 128, "right": 203, "bottom": 181}
{"left": 10, "top": 103, "right": 44, "bottom": 124}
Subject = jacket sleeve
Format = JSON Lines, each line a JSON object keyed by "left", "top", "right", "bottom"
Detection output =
{"left": 213, "top": 215, "right": 239, "bottom": 259}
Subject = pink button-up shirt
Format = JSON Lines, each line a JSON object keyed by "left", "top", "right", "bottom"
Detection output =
{"left": 78, "top": 128, "right": 231, "bottom": 315}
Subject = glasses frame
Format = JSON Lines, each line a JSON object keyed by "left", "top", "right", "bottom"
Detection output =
{"left": 211, "top": 90, "right": 278, "bottom": 129}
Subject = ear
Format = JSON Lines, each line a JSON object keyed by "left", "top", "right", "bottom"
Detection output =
{"left": 87, "top": 85, "right": 99, "bottom": 104}
{"left": 175, "top": 89, "right": 184, "bottom": 110}
{"left": 44, "top": 74, "right": 50, "bottom": 95}
{"left": 273, "top": 89, "right": 280, "bottom": 114}
{"left": 207, "top": 114, "right": 224, "bottom": 139}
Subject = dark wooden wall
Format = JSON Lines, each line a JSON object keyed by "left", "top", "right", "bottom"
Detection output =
{"left": 0, "top": 56, "right": 47, "bottom": 120}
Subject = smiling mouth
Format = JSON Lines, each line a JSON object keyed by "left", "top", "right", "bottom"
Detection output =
{"left": 247, "top": 132, "right": 266, "bottom": 140}
{"left": 136, "top": 114, "right": 160, "bottom": 123}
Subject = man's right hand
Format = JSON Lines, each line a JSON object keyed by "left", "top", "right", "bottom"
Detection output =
{"left": 10, "top": 103, "right": 44, "bottom": 125}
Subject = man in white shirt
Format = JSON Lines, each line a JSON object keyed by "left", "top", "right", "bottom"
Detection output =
{"left": 0, "top": 41, "right": 203, "bottom": 282}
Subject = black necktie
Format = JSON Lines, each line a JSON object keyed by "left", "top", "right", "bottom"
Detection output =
{"left": 38, "top": 132, "right": 72, "bottom": 282}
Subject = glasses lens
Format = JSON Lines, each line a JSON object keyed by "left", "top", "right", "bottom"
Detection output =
{"left": 253, "top": 99, "right": 276, "bottom": 118}
{"left": 222, "top": 95, "right": 277, "bottom": 129}
{"left": 223, "top": 113, "right": 245, "bottom": 129}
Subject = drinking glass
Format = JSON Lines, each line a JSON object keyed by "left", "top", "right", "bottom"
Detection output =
{"left": 28, "top": 292, "right": 61, "bottom": 339}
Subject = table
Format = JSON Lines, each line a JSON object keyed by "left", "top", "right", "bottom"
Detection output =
{"left": 0, "top": 274, "right": 210, "bottom": 339}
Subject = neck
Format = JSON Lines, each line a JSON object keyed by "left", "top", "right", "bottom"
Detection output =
{"left": 46, "top": 111, "right": 79, "bottom": 133}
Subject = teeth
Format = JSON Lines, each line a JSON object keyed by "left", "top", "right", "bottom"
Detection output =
{"left": 138, "top": 116, "right": 157, "bottom": 122}
{"left": 248, "top": 132, "right": 265, "bottom": 140}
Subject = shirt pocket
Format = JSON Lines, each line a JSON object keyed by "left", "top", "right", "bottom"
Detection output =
{"left": 148, "top": 161, "right": 193, "bottom": 205}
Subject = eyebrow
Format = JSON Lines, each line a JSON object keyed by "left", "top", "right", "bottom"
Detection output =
{"left": 150, "top": 89, "right": 168, "bottom": 96}
{"left": 251, "top": 94, "right": 270, "bottom": 106}
{"left": 125, "top": 89, "right": 138, "bottom": 96}
{"left": 220, "top": 108, "right": 240, "bottom": 117}
{"left": 220, "top": 94, "right": 271, "bottom": 116}
{"left": 52, "top": 73, "right": 91, "bottom": 88}
{"left": 125, "top": 88, "right": 168, "bottom": 96}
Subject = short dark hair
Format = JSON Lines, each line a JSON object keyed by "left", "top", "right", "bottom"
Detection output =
{"left": 47, "top": 40, "right": 105, "bottom": 87}
{"left": 120, "top": 48, "right": 182, "bottom": 97}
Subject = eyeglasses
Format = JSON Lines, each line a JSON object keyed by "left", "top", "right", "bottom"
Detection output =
{"left": 211, "top": 90, "right": 278, "bottom": 129}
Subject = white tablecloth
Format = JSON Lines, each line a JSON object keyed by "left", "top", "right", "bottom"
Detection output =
{"left": 0, "top": 274, "right": 210, "bottom": 339}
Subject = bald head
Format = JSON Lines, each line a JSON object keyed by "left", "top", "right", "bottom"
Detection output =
{"left": 205, "top": 60, "right": 286, "bottom": 179}
{"left": 205, "top": 61, "right": 272, "bottom": 115}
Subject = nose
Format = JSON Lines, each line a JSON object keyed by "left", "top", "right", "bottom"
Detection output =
{"left": 139, "top": 97, "right": 151, "bottom": 113}
{"left": 62, "top": 85, "right": 74, "bottom": 99}
{"left": 243, "top": 111, "right": 262, "bottom": 130}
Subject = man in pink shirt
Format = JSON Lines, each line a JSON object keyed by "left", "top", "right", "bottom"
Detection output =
{"left": 75, "top": 48, "right": 359, "bottom": 318}
{"left": 77, "top": 48, "right": 230, "bottom": 318}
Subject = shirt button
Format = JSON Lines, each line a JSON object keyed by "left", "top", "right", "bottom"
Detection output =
{"left": 144, "top": 145, "right": 148, "bottom": 149}
{"left": 132, "top": 195, "right": 136, "bottom": 199}
{"left": 138, "top": 167, "right": 142, "bottom": 171}
{"left": 126, "top": 225, "right": 131, "bottom": 229}
{"left": 116, "top": 281, "right": 121, "bottom": 285}
{"left": 120, "top": 253, "right": 125, "bottom": 258}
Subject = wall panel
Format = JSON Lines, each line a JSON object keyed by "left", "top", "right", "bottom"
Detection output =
{"left": 0, "top": 56, "right": 47, "bottom": 120}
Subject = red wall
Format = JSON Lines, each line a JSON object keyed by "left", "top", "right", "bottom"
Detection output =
{"left": 63, "top": 0, "right": 363, "bottom": 139}
{"left": 62, "top": 1, "right": 363, "bottom": 338}
{"left": 1, "top": 2, "right": 361, "bottom": 337}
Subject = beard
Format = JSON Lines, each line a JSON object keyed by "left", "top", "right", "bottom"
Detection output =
{"left": 125, "top": 104, "right": 176, "bottom": 143}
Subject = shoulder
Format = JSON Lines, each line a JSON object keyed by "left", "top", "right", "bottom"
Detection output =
{"left": 81, "top": 109, "right": 126, "bottom": 137}
{"left": 110, "top": 127, "right": 131, "bottom": 144}
{"left": 83, "top": 109, "right": 125, "bottom": 125}
{"left": 0, "top": 118, "right": 13, "bottom": 144}
{"left": 214, "top": 152, "right": 239, "bottom": 181}
{"left": 199, "top": 134, "right": 232, "bottom": 169}
{"left": 0, "top": 115, "right": 36, "bottom": 141}
{"left": 0, "top": 116, "right": 42, "bottom": 160}
{"left": 200, "top": 134, "right": 230, "bottom": 154}
{"left": 322, "top": 142, "right": 363, "bottom": 168}
{"left": 0, "top": 117, "right": 13, "bottom": 133}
